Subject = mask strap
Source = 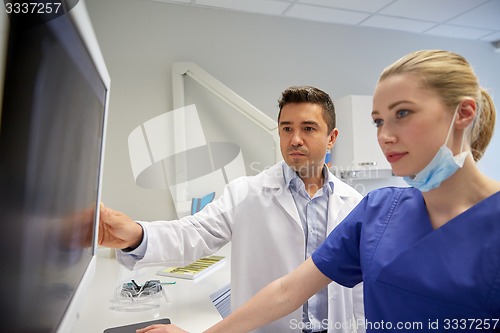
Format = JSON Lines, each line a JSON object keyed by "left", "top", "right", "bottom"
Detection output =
{"left": 445, "top": 104, "right": 467, "bottom": 154}
{"left": 444, "top": 105, "right": 460, "bottom": 144}
{"left": 460, "top": 129, "right": 466, "bottom": 153}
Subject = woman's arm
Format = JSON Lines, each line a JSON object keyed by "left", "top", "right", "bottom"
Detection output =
{"left": 204, "top": 257, "right": 331, "bottom": 333}
{"left": 136, "top": 258, "right": 332, "bottom": 333}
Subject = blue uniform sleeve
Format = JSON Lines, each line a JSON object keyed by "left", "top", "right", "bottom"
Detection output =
{"left": 312, "top": 196, "right": 366, "bottom": 288}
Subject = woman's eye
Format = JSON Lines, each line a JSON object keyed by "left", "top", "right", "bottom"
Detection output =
{"left": 372, "top": 119, "right": 383, "bottom": 128}
{"left": 396, "top": 110, "right": 410, "bottom": 118}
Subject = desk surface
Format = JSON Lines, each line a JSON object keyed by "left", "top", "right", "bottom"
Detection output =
{"left": 73, "top": 246, "right": 230, "bottom": 333}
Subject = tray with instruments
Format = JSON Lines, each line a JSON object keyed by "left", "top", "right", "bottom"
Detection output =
{"left": 157, "top": 255, "right": 226, "bottom": 280}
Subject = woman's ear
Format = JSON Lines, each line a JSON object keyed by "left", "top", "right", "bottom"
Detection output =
{"left": 456, "top": 98, "right": 476, "bottom": 129}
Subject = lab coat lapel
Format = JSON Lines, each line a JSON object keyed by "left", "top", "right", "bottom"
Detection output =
{"left": 326, "top": 192, "right": 346, "bottom": 234}
{"left": 273, "top": 185, "right": 301, "bottom": 226}
{"left": 262, "top": 162, "right": 301, "bottom": 227}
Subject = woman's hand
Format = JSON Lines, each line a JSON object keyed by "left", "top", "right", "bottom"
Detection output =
{"left": 136, "top": 324, "right": 190, "bottom": 333}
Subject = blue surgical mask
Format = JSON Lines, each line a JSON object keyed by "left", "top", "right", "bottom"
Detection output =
{"left": 403, "top": 105, "right": 469, "bottom": 192}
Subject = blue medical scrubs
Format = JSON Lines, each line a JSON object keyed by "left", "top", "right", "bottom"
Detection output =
{"left": 312, "top": 187, "right": 500, "bottom": 332}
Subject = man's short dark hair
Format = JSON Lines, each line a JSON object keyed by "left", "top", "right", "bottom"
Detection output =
{"left": 277, "top": 86, "right": 336, "bottom": 133}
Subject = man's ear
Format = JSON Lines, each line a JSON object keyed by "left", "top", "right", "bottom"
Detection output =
{"left": 456, "top": 98, "right": 476, "bottom": 129}
{"left": 328, "top": 128, "right": 339, "bottom": 149}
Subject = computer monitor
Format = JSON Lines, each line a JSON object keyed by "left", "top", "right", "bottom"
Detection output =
{"left": 0, "top": 1, "right": 110, "bottom": 332}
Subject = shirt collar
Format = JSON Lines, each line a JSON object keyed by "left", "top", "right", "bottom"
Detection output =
{"left": 282, "top": 163, "right": 335, "bottom": 194}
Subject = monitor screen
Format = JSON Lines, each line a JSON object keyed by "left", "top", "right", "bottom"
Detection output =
{"left": 0, "top": 2, "right": 109, "bottom": 332}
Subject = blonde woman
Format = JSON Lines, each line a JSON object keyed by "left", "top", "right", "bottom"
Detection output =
{"left": 140, "top": 50, "right": 500, "bottom": 333}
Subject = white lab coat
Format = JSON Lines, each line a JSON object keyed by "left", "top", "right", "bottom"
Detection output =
{"left": 117, "top": 161, "right": 365, "bottom": 333}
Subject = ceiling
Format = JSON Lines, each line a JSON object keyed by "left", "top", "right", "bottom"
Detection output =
{"left": 151, "top": 0, "right": 500, "bottom": 43}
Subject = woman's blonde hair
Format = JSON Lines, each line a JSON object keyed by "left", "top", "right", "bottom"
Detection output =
{"left": 378, "top": 50, "right": 496, "bottom": 161}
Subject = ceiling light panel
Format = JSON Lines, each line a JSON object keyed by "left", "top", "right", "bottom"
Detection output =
{"left": 446, "top": 0, "right": 500, "bottom": 30}
{"left": 361, "top": 15, "right": 436, "bottom": 33}
{"left": 379, "top": 0, "right": 489, "bottom": 22}
{"left": 296, "top": 0, "right": 394, "bottom": 12}
{"left": 286, "top": 4, "right": 370, "bottom": 25}
{"left": 195, "top": 0, "right": 290, "bottom": 15}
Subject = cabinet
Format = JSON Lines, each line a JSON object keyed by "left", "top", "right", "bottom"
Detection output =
{"left": 331, "top": 95, "right": 393, "bottom": 180}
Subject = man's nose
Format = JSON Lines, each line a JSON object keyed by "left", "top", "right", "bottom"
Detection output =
{"left": 291, "top": 132, "right": 304, "bottom": 146}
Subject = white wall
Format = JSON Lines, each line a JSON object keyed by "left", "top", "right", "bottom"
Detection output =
{"left": 85, "top": 0, "right": 500, "bottom": 220}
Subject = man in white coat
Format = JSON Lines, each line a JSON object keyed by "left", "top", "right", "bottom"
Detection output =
{"left": 99, "top": 86, "right": 365, "bottom": 333}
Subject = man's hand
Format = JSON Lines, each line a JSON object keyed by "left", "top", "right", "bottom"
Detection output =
{"left": 98, "top": 203, "right": 143, "bottom": 249}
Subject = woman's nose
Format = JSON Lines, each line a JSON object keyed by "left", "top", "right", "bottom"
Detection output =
{"left": 378, "top": 125, "right": 396, "bottom": 145}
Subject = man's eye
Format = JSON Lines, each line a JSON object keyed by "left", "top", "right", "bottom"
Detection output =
{"left": 304, "top": 127, "right": 315, "bottom": 131}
